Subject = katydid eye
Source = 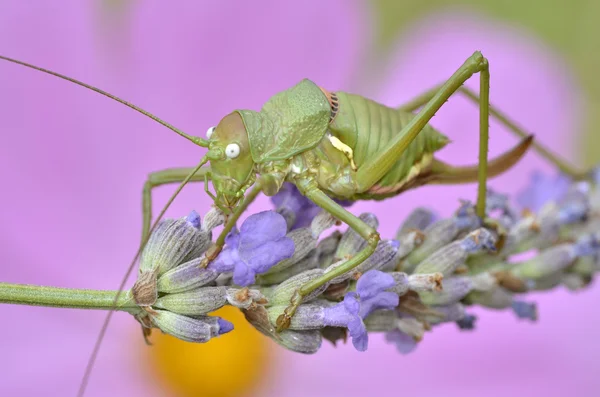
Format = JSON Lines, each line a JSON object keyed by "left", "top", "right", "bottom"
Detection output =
{"left": 206, "top": 126, "right": 216, "bottom": 139}
{"left": 225, "top": 143, "right": 241, "bottom": 159}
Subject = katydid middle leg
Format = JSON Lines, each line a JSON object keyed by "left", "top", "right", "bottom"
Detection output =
{"left": 275, "top": 182, "right": 380, "bottom": 332}
{"left": 398, "top": 84, "right": 584, "bottom": 178}
{"left": 356, "top": 51, "right": 492, "bottom": 218}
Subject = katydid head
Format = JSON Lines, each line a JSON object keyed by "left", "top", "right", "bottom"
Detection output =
{"left": 205, "top": 112, "right": 255, "bottom": 209}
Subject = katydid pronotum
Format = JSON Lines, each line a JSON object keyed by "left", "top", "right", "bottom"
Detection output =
{"left": 0, "top": 51, "right": 585, "bottom": 396}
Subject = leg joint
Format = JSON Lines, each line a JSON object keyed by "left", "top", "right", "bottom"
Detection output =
{"left": 367, "top": 230, "right": 380, "bottom": 248}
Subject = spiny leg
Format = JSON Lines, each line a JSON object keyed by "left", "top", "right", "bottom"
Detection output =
{"left": 200, "top": 182, "right": 263, "bottom": 266}
{"left": 142, "top": 166, "right": 212, "bottom": 242}
{"left": 398, "top": 84, "right": 584, "bottom": 178}
{"left": 276, "top": 183, "right": 380, "bottom": 332}
{"left": 356, "top": 51, "right": 491, "bottom": 218}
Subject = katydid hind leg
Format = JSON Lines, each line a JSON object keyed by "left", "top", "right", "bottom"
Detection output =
{"left": 398, "top": 83, "right": 583, "bottom": 178}
{"left": 275, "top": 184, "right": 380, "bottom": 332}
{"left": 355, "top": 51, "right": 492, "bottom": 218}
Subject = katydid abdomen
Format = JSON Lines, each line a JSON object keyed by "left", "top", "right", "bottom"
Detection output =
{"left": 313, "top": 91, "right": 448, "bottom": 200}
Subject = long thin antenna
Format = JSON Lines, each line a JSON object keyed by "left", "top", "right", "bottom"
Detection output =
{"left": 0, "top": 55, "right": 209, "bottom": 147}
{"left": 77, "top": 157, "right": 209, "bottom": 397}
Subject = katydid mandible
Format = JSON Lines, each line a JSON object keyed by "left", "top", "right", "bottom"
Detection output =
{"left": 0, "top": 51, "right": 582, "bottom": 395}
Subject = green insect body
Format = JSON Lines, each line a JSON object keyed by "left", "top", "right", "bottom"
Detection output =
{"left": 208, "top": 79, "right": 452, "bottom": 209}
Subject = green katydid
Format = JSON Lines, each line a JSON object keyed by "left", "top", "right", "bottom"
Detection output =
{"left": 0, "top": 51, "right": 585, "bottom": 394}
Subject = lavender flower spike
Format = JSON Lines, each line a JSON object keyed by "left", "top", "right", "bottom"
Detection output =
{"left": 322, "top": 270, "right": 399, "bottom": 351}
{"left": 208, "top": 211, "right": 295, "bottom": 286}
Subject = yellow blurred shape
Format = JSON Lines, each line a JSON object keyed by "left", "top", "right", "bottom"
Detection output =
{"left": 145, "top": 306, "right": 271, "bottom": 397}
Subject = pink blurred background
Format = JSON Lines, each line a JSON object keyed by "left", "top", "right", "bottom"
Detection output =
{"left": 0, "top": 1, "right": 597, "bottom": 396}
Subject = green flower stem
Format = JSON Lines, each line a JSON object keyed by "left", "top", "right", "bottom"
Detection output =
{"left": 0, "top": 282, "right": 139, "bottom": 312}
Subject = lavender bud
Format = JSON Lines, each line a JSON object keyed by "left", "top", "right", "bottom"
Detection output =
{"left": 310, "top": 211, "right": 337, "bottom": 238}
{"left": 140, "top": 211, "right": 211, "bottom": 276}
{"left": 403, "top": 212, "right": 480, "bottom": 272}
{"left": 528, "top": 272, "right": 564, "bottom": 291}
{"left": 273, "top": 329, "right": 322, "bottom": 354}
{"left": 334, "top": 213, "right": 379, "bottom": 261}
{"left": 202, "top": 206, "right": 225, "bottom": 232}
{"left": 395, "top": 231, "right": 426, "bottom": 261}
{"left": 157, "top": 257, "right": 220, "bottom": 294}
{"left": 412, "top": 241, "right": 467, "bottom": 276}
{"left": 426, "top": 303, "right": 466, "bottom": 324}
{"left": 396, "top": 207, "right": 438, "bottom": 238}
{"left": 467, "top": 286, "right": 513, "bottom": 309}
{"left": 226, "top": 288, "right": 268, "bottom": 309}
{"left": 326, "top": 240, "right": 399, "bottom": 284}
{"left": 503, "top": 212, "right": 540, "bottom": 254}
{"left": 397, "top": 317, "right": 425, "bottom": 341}
{"left": 154, "top": 286, "right": 227, "bottom": 316}
{"left": 364, "top": 310, "right": 398, "bottom": 332}
{"left": 562, "top": 274, "right": 587, "bottom": 291}
{"left": 419, "top": 277, "right": 474, "bottom": 306}
{"left": 266, "top": 228, "right": 317, "bottom": 274}
{"left": 150, "top": 310, "right": 233, "bottom": 343}
{"left": 269, "top": 269, "right": 328, "bottom": 306}
{"left": 317, "top": 231, "right": 342, "bottom": 269}
{"left": 413, "top": 228, "right": 496, "bottom": 276}
{"left": 267, "top": 304, "right": 325, "bottom": 330}
{"left": 388, "top": 272, "right": 443, "bottom": 295}
{"left": 132, "top": 270, "right": 158, "bottom": 306}
{"left": 511, "top": 244, "right": 578, "bottom": 279}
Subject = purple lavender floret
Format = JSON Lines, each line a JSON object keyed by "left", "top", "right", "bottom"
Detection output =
{"left": 271, "top": 182, "right": 354, "bottom": 230}
{"left": 511, "top": 301, "right": 538, "bottom": 321}
{"left": 456, "top": 314, "right": 477, "bottom": 330}
{"left": 517, "top": 170, "right": 572, "bottom": 212}
{"left": 454, "top": 201, "right": 482, "bottom": 230}
{"left": 271, "top": 183, "right": 322, "bottom": 230}
{"left": 217, "top": 318, "right": 235, "bottom": 334}
{"left": 208, "top": 211, "right": 295, "bottom": 286}
{"left": 556, "top": 182, "right": 591, "bottom": 224}
{"left": 322, "top": 270, "right": 399, "bottom": 351}
{"left": 185, "top": 210, "right": 202, "bottom": 229}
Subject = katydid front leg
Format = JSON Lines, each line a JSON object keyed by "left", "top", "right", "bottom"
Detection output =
{"left": 275, "top": 182, "right": 380, "bottom": 332}
{"left": 141, "top": 166, "right": 212, "bottom": 242}
{"left": 200, "top": 182, "right": 263, "bottom": 267}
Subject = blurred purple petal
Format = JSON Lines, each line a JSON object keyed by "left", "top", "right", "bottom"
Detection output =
{"left": 517, "top": 171, "right": 571, "bottom": 211}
